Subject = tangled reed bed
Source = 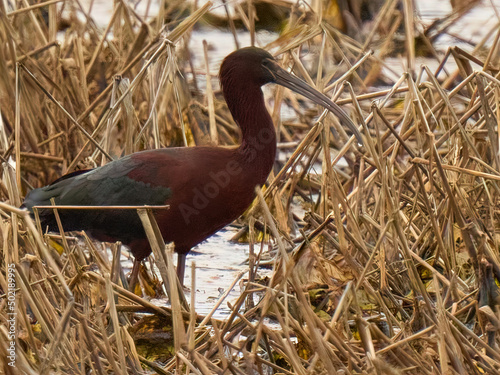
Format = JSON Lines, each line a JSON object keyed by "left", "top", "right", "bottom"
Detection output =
{"left": 1, "top": 0, "right": 500, "bottom": 374}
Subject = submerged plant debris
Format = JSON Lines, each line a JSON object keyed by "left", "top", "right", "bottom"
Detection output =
{"left": 1, "top": 0, "right": 500, "bottom": 374}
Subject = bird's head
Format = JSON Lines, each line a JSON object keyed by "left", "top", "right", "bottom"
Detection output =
{"left": 219, "top": 47, "right": 363, "bottom": 144}
{"left": 219, "top": 46, "right": 279, "bottom": 88}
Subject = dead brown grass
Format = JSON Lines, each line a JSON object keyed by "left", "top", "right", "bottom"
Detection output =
{"left": 1, "top": 0, "right": 500, "bottom": 374}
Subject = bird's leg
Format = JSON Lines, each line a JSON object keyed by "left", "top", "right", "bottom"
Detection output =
{"left": 176, "top": 253, "right": 186, "bottom": 285}
{"left": 129, "top": 259, "right": 140, "bottom": 292}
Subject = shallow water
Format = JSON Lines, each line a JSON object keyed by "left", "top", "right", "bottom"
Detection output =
{"left": 180, "top": 228, "right": 253, "bottom": 318}
{"left": 117, "top": 226, "right": 268, "bottom": 319}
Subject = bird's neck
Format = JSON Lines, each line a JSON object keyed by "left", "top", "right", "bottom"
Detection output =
{"left": 225, "top": 85, "right": 277, "bottom": 185}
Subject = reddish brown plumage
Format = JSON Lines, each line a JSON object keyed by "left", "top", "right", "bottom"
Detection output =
{"left": 23, "top": 47, "right": 361, "bottom": 284}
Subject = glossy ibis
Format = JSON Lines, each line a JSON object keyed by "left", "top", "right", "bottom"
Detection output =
{"left": 23, "top": 47, "right": 362, "bottom": 287}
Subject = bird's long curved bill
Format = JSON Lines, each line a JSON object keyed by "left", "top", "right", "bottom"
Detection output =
{"left": 270, "top": 62, "right": 363, "bottom": 145}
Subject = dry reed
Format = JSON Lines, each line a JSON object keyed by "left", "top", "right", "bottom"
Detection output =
{"left": 1, "top": 0, "right": 500, "bottom": 374}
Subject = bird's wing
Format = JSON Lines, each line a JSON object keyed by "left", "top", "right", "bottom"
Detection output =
{"left": 22, "top": 152, "right": 178, "bottom": 237}
{"left": 23, "top": 153, "right": 173, "bottom": 210}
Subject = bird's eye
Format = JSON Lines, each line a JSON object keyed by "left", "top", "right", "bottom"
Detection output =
{"left": 262, "top": 58, "right": 273, "bottom": 67}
